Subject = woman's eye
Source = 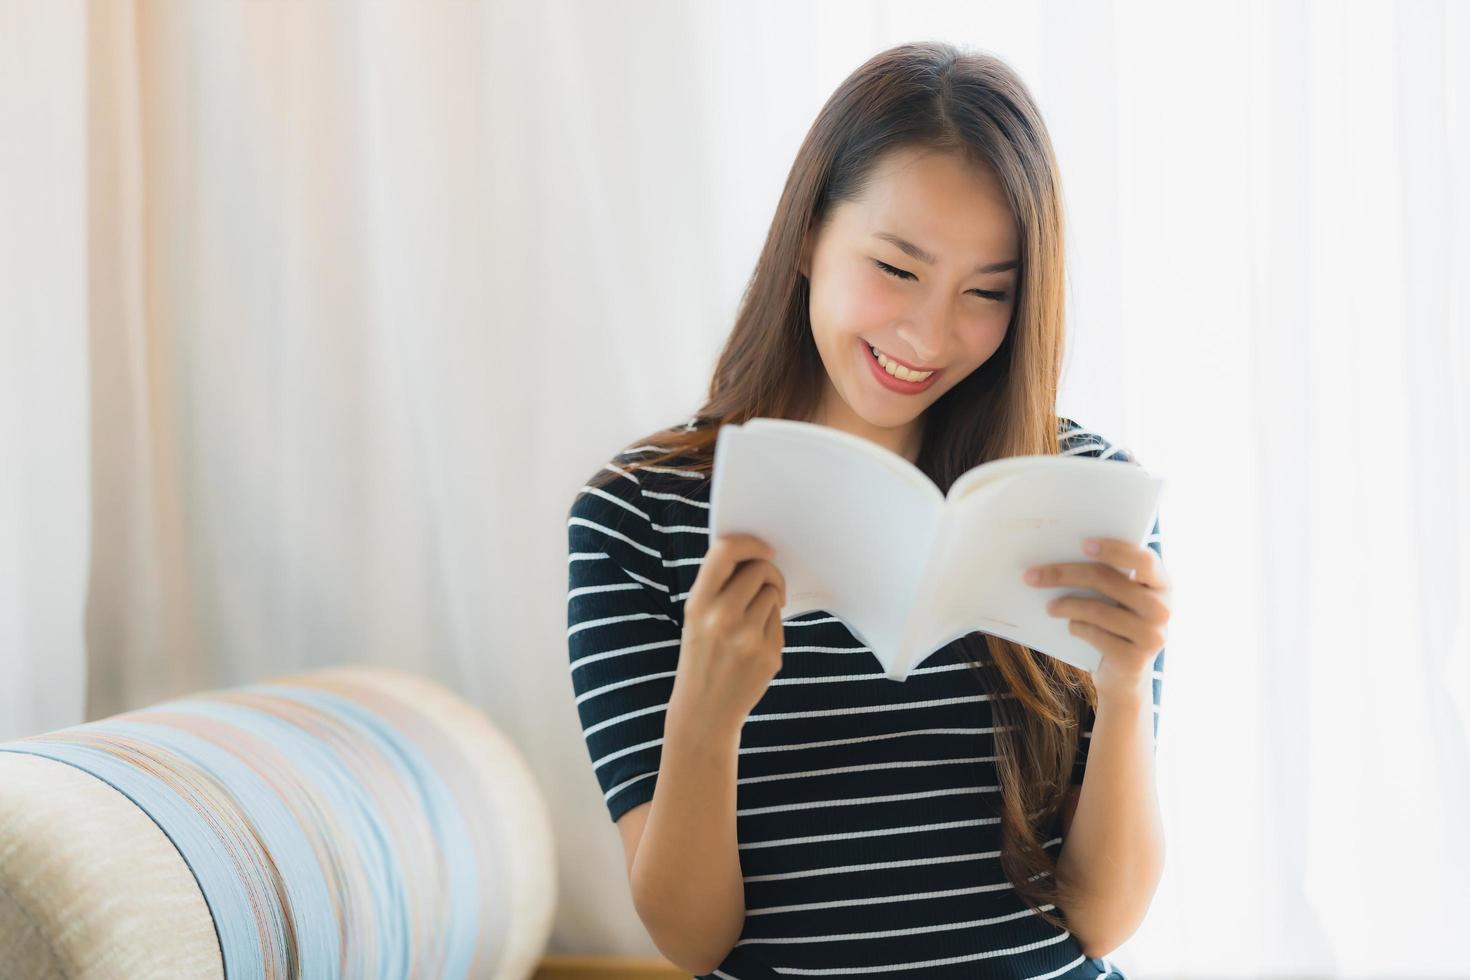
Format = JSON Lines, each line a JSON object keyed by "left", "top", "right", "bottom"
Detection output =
{"left": 873, "top": 258, "right": 915, "bottom": 281}
{"left": 872, "top": 258, "right": 1009, "bottom": 302}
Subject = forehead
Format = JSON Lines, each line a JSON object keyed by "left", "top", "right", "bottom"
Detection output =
{"left": 839, "top": 146, "right": 1017, "bottom": 251}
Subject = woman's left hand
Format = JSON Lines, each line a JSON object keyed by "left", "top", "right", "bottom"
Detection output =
{"left": 1023, "top": 537, "right": 1171, "bottom": 702}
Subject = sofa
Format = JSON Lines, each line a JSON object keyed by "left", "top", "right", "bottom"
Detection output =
{"left": 0, "top": 666, "right": 559, "bottom": 979}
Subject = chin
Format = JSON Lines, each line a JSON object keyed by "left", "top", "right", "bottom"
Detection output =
{"left": 850, "top": 389, "right": 930, "bottom": 427}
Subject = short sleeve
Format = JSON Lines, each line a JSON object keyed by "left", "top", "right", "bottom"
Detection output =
{"left": 1062, "top": 430, "right": 1166, "bottom": 784}
{"left": 566, "top": 454, "right": 684, "bottom": 824}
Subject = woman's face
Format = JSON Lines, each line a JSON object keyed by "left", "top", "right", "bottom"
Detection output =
{"left": 801, "top": 145, "right": 1020, "bottom": 463}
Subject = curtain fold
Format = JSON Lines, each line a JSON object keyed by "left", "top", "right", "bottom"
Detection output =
{"left": 1, "top": 0, "right": 89, "bottom": 743}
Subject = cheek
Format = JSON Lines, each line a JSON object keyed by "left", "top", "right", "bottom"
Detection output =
{"left": 815, "top": 268, "right": 902, "bottom": 336}
{"left": 961, "top": 314, "right": 1011, "bottom": 361}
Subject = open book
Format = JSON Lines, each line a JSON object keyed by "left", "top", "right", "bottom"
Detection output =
{"left": 708, "top": 417, "right": 1165, "bottom": 681}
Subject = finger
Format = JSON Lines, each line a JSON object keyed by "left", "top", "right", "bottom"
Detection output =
{"left": 689, "top": 534, "right": 775, "bottom": 607}
{"left": 1067, "top": 619, "right": 1135, "bottom": 660}
{"left": 758, "top": 580, "right": 785, "bottom": 623}
{"left": 1042, "top": 563, "right": 1169, "bottom": 624}
{"left": 742, "top": 578, "right": 783, "bottom": 621}
{"left": 764, "top": 599, "right": 785, "bottom": 651}
{"left": 727, "top": 561, "right": 783, "bottom": 617}
{"left": 1086, "top": 537, "right": 1166, "bottom": 589}
{"left": 1052, "top": 596, "right": 1154, "bottom": 647}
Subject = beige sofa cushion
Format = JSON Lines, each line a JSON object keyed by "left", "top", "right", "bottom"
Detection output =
{"left": 0, "top": 752, "right": 222, "bottom": 979}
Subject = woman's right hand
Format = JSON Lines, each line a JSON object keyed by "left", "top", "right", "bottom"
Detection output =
{"left": 668, "top": 533, "right": 787, "bottom": 738}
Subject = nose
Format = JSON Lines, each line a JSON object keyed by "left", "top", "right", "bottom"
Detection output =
{"left": 894, "top": 300, "right": 952, "bottom": 368}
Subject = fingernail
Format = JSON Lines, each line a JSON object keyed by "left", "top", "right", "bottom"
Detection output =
{"left": 1083, "top": 539, "right": 1100, "bottom": 555}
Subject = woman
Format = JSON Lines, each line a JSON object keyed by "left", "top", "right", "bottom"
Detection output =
{"left": 566, "top": 40, "right": 1172, "bottom": 979}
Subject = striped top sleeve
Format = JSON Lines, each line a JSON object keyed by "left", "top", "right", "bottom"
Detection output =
{"left": 1060, "top": 429, "right": 1166, "bottom": 786}
{"left": 565, "top": 452, "right": 684, "bottom": 824}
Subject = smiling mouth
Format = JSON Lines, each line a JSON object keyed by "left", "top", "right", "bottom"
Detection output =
{"left": 863, "top": 339, "right": 940, "bottom": 375}
{"left": 860, "top": 337, "right": 942, "bottom": 393}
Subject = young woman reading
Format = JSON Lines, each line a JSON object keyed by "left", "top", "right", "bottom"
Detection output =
{"left": 566, "top": 40, "right": 1172, "bottom": 980}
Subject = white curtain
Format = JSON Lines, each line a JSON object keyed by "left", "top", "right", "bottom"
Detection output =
{"left": 2, "top": 1, "right": 1465, "bottom": 976}
{"left": 1, "top": 1, "right": 89, "bottom": 745}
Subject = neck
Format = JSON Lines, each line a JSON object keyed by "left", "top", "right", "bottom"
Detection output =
{"left": 809, "top": 396, "right": 923, "bottom": 465}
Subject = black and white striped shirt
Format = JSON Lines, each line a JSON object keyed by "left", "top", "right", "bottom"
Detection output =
{"left": 566, "top": 417, "right": 1165, "bottom": 979}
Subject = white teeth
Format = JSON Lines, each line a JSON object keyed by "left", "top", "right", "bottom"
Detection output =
{"left": 869, "top": 343, "right": 934, "bottom": 382}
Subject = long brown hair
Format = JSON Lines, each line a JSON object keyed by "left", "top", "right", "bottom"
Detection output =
{"left": 584, "top": 41, "right": 1091, "bottom": 931}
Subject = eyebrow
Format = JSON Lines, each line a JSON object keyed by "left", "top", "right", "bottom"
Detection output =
{"left": 874, "top": 231, "right": 1019, "bottom": 274}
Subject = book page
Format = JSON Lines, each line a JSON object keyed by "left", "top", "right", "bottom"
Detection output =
{"left": 710, "top": 420, "right": 944, "bottom": 675}
{"left": 897, "top": 456, "right": 1163, "bottom": 677}
{"left": 944, "top": 453, "right": 1054, "bottom": 504}
{"left": 742, "top": 418, "right": 944, "bottom": 506}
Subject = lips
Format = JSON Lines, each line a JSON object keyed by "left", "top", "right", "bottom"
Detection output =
{"left": 860, "top": 337, "right": 942, "bottom": 394}
{"left": 864, "top": 340, "right": 938, "bottom": 373}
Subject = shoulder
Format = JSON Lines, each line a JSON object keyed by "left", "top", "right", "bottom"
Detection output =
{"left": 566, "top": 418, "right": 705, "bottom": 541}
{"left": 1056, "top": 415, "right": 1141, "bottom": 465}
{"left": 567, "top": 448, "right": 666, "bottom": 538}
